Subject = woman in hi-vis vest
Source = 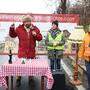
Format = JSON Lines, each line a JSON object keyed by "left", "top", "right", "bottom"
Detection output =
{"left": 45, "top": 20, "right": 65, "bottom": 72}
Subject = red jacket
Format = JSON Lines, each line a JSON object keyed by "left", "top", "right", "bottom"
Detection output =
{"left": 9, "top": 24, "right": 42, "bottom": 59}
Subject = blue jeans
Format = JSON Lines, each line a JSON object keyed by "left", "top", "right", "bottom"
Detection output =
{"left": 50, "top": 59, "right": 61, "bottom": 71}
{"left": 85, "top": 61, "right": 90, "bottom": 89}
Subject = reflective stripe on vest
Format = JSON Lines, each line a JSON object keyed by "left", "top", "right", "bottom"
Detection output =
{"left": 47, "top": 32, "right": 64, "bottom": 50}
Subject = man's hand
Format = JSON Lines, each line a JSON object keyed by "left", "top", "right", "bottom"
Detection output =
{"left": 32, "top": 31, "right": 37, "bottom": 36}
{"left": 10, "top": 23, "right": 15, "bottom": 28}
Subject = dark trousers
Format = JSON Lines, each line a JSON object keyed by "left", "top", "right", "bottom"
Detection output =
{"left": 48, "top": 50, "right": 63, "bottom": 71}
{"left": 50, "top": 58, "right": 61, "bottom": 71}
{"left": 85, "top": 61, "right": 90, "bottom": 89}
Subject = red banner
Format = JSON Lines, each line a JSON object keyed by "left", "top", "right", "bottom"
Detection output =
{"left": 0, "top": 13, "right": 79, "bottom": 23}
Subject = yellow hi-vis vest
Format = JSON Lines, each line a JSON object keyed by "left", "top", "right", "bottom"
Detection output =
{"left": 47, "top": 32, "right": 64, "bottom": 50}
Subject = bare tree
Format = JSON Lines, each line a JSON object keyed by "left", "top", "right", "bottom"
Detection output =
{"left": 68, "top": 0, "right": 90, "bottom": 26}
{"left": 61, "top": 0, "right": 67, "bottom": 13}
{"left": 56, "top": 0, "right": 68, "bottom": 14}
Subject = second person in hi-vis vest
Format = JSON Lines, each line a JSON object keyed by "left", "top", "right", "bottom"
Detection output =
{"left": 45, "top": 20, "right": 65, "bottom": 72}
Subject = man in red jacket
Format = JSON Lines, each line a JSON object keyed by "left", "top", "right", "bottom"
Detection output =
{"left": 9, "top": 15, "right": 42, "bottom": 87}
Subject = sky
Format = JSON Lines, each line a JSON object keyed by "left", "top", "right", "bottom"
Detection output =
{"left": 0, "top": 0, "right": 76, "bottom": 14}
{"left": 0, "top": 0, "right": 51, "bottom": 14}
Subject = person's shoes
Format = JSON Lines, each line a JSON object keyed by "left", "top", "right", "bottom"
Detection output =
{"left": 16, "top": 79, "right": 21, "bottom": 87}
{"left": 56, "top": 69, "right": 61, "bottom": 72}
{"left": 51, "top": 69, "right": 55, "bottom": 72}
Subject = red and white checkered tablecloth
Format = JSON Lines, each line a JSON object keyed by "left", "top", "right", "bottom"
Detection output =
{"left": 0, "top": 67, "right": 7, "bottom": 89}
{"left": 0, "top": 58, "right": 54, "bottom": 89}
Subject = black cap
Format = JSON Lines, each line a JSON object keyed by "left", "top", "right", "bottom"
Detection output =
{"left": 52, "top": 20, "right": 59, "bottom": 27}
